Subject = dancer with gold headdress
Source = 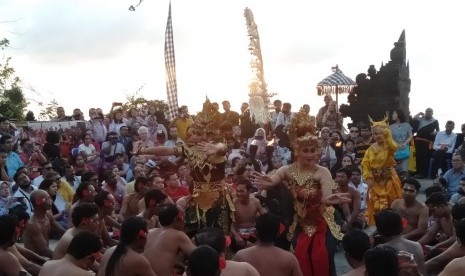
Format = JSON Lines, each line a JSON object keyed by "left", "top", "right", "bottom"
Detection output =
{"left": 362, "top": 115, "right": 402, "bottom": 225}
{"left": 252, "top": 108, "right": 351, "bottom": 276}
{"left": 133, "top": 98, "right": 233, "bottom": 235}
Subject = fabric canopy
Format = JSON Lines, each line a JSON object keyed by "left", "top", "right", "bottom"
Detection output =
{"left": 317, "top": 68, "right": 356, "bottom": 96}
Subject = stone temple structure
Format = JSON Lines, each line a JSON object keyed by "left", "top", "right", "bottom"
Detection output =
{"left": 339, "top": 30, "right": 411, "bottom": 125}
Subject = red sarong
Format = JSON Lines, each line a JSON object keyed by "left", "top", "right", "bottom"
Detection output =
{"left": 294, "top": 220, "right": 329, "bottom": 276}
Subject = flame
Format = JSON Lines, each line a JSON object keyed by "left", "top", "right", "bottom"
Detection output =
{"left": 267, "top": 138, "right": 275, "bottom": 146}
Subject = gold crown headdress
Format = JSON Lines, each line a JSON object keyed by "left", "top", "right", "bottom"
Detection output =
{"left": 193, "top": 97, "right": 216, "bottom": 130}
{"left": 368, "top": 112, "right": 389, "bottom": 129}
{"left": 288, "top": 107, "right": 317, "bottom": 143}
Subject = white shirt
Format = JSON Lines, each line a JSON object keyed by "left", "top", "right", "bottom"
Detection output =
{"left": 349, "top": 181, "right": 368, "bottom": 211}
{"left": 433, "top": 131, "right": 457, "bottom": 154}
{"left": 13, "top": 186, "right": 38, "bottom": 215}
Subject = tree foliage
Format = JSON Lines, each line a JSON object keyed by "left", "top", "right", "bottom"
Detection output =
{"left": 0, "top": 38, "right": 27, "bottom": 120}
{"left": 122, "top": 94, "right": 170, "bottom": 126}
{"left": 25, "top": 110, "right": 36, "bottom": 121}
{"left": 38, "top": 98, "right": 60, "bottom": 120}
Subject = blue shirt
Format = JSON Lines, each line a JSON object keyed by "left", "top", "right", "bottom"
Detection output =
{"left": 443, "top": 167, "right": 465, "bottom": 197}
{"left": 6, "top": 152, "right": 24, "bottom": 179}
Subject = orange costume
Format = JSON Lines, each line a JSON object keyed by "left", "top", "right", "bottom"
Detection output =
{"left": 361, "top": 117, "right": 402, "bottom": 225}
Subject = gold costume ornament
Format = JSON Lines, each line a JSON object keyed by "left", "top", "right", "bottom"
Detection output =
{"left": 288, "top": 107, "right": 317, "bottom": 145}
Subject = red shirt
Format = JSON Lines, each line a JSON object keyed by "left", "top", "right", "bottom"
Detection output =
{"left": 163, "top": 186, "right": 190, "bottom": 202}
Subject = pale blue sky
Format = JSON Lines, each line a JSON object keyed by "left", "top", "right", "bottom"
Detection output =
{"left": 1, "top": 0, "right": 464, "bottom": 127}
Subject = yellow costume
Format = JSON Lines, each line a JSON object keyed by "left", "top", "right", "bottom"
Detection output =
{"left": 361, "top": 117, "right": 402, "bottom": 225}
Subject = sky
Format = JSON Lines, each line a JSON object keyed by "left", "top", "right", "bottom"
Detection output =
{"left": 1, "top": 0, "right": 465, "bottom": 127}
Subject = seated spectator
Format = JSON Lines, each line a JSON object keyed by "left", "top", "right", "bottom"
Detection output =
{"left": 18, "top": 138, "right": 47, "bottom": 180}
{"left": 450, "top": 177, "right": 465, "bottom": 205}
{"left": 0, "top": 214, "right": 28, "bottom": 275}
{"left": 194, "top": 227, "right": 260, "bottom": 276}
{"left": 343, "top": 138, "right": 356, "bottom": 161}
{"left": 73, "top": 153, "right": 91, "bottom": 175}
{"left": 32, "top": 161, "right": 54, "bottom": 187}
{"left": 108, "top": 108, "right": 127, "bottom": 135}
{"left": 233, "top": 213, "right": 302, "bottom": 276}
{"left": 0, "top": 181, "right": 16, "bottom": 211}
{"left": 442, "top": 151, "right": 465, "bottom": 199}
{"left": 38, "top": 178, "right": 69, "bottom": 229}
{"left": 98, "top": 216, "right": 155, "bottom": 276}
{"left": 53, "top": 203, "right": 99, "bottom": 260}
{"left": 439, "top": 212, "right": 465, "bottom": 275}
{"left": 12, "top": 170, "right": 37, "bottom": 215}
{"left": 114, "top": 153, "right": 129, "bottom": 179}
{"left": 335, "top": 167, "right": 361, "bottom": 231}
{"left": 133, "top": 126, "right": 155, "bottom": 151}
{"left": 163, "top": 172, "right": 189, "bottom": 203}
{"left": 45, "top": 171, "right": 75, "bottom": 204}
{"left": 0, "top": 134, "right": 24, "bottom": 180}
{"left": 375, "top": 209, "right": 426, "bottom": 275}
{"left": 125, "top": 108, "right": 145, "bottom": 132}
{"left": 431, "top": 121, "right": 457, "bottom": 178}
{"left": 78, "top": 133, "right": 100, "bottom": 165}
{"left": 62, "top": 165, "right": 81, "bottom": 191}
{"left": 39, "top": 231, "right": 103, "bottom": 276}
{"left": 88, "top": 108, "right": 108, "bottom": 144}
{"left": 0, "top": 145, "right": 9, "bottom": 182}
{"left": 391, "top": 178, "right": 429, "bottom": 241}
{"left": 341, "top": 230, "right": 371, "bottom": 276}
{"left": 101, "top": 131, "right": 126, "bottom": 164}
{"left": 23, "top": 190, "right": 65, "bottom": 258}
{"left": 349, "top": 166, "right": 368, "bottom": 216}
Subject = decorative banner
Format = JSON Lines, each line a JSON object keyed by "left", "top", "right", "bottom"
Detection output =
{"left": 165, "top": 1, "right": 179, "bottom": 120}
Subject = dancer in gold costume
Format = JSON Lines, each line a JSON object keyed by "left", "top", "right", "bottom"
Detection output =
{"left": 252, "top": 108, "right": 350, "bottom": 276}
{"left": 361, "top": 116, "right": 402, "bottom": 225}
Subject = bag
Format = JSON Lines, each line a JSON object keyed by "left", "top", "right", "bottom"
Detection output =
{"left": 394, "top": 145, "right": 410, "bottom": 160}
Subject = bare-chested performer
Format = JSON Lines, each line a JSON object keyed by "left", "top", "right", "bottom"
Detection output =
{"left": 6, "top": 205, "right": 47, "bottom": 276}
{"left": 120, "top": 176, "right": 150, "bottom": 219}
{"left": 0, "top": 214, "right": 30, "bottom": 276}
{"left": 98, "top": 216, "right": 155, "bottom": 276}
{"left": 143, "top": 203, "right": 196, "bottom": 276}
{"left": 335, "top": 167, "right": 361, "bottom": 229}
{"left": 231, "top": 177, "right": 265, "bottom": 251}
{"left": 375, "top": 209, "right": 426, "bottom": 275}
{"left": 233, "top": 213, "right": 302, "bottom": 276}
{"left": 137, "top": 188, "right": 169, "bottom": 230}
{"left": 53, "top": 203, "right": 100, "bottom": 259}
{"left": 390, "top": 178, "right": 429, "bottom": 241}
{"left": 67, "top": 181, "right": 97, "bottom": 228}
{"left": 94, "top": 190, "right": 119, "bottom": 247}
{"left": 192, "top": 227, "right": 260, "bottom": 276}
{"left": 23, "top": 189, "right": 65, "bottom": 258}
{"left": 39, "top": 231, "right": 103, "bottom": 276}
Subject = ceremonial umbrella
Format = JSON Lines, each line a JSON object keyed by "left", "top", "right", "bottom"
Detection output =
{"left": 316, "top": 65, "right": 356, "bottom": 109}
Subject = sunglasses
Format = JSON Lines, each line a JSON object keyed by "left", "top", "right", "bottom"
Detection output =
{"left": 350, "top": 130, "right": 359, "bottom": 133}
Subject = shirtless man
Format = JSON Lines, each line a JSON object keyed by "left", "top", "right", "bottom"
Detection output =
{"left": 137, "top": 188, "right": 169, "bottom": 230}
{"left": 7, "top": 205, "right": 47, "bottom": 276}
{"left": 0, "top": 215, "right": 29, "bottom": 276}
{"left": 39, "top": 231, "right": 103, "bottom": 276}
{"left": 94, "top": 191, "right": 119, "bottom": 247}
{"left": 120, "top": 176, "right": 150, "bottom": 218}
{"left": 391, "top": 178, "right": 429, "bottom": 241}
{"left": 231, "top": 177, "right": 265, "bottom": 251}
{"left": 341, "top": 230, "right": 371, "bottom": 276}
{"left": 192, "top": 227, "right": 260, "bottom": 276}
{"left": 53, "top": 203, "right": 100, "bottom": 259}
{"left": 335, "top": 167, "right": 361, "bottom": 228}
{"left": 375, "top": 209, "right": 426, "bottom": 275}
{"left": 426, "top": 203, "right": 465, "bottom": 275}
{"left": 419, "top": 192, "right": 455, "bottom": 252}
{"left": 23, "top": 189, "right": 65, "bottom": 258}
{"left": 233, "top": 213, "right": 302, "bottom": 276}
{"left": 143, "top": 203, "right": 196, "bottom": 276}
{"left": 98, "top": 217, "right": 156, "bottom": 276}
{"left": 67, "top": 181, "right": 97, "bottom": 228}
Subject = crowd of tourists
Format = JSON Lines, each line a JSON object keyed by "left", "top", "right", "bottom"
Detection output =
{"left": 0, "top": 96, "right": 464, "bottom": 276}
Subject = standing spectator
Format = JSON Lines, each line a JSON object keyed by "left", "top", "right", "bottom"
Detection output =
{"left": 173, "top": 105, "right": 194, "bottom": 142}
{"left": 275, "top": 102, "right": 294, "bottom": 132}
{"left": 412, "top": 108, "right": 440, "bottom": 179}
{"left": 390, "top": 109, "right": 413, "bottom": 179}
{"left": 125, "top": 107, "right": 144, "bottom": 132}
{"left": 50, "top": 107, "right": 69, "bottom": 122}
{"left": 108, "top": 109, "right": 127, "bottom": 135}
{"left": 322, "top": 101, "right": 343, "bottom": 133}
{"left": 222, "top": 100, "right": 240, "bottom": 126}
{"left": 316, "top": 95, "right": 332, "bottom": 130}
{"left": 88, "top": 108, "right": 107, "bottom": 144}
